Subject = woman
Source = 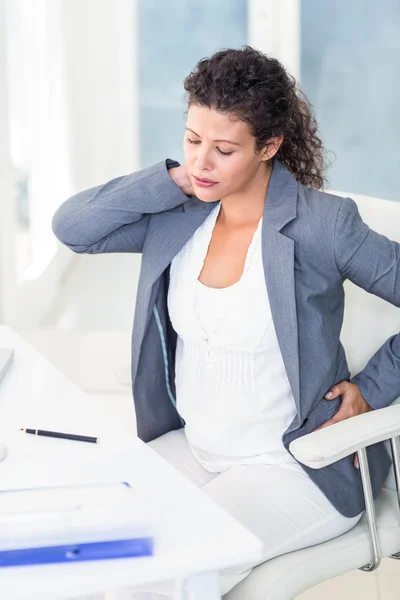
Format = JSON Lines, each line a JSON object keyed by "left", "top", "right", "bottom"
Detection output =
{"left": 52, "top": 47, "right": 400, "bottom": 597}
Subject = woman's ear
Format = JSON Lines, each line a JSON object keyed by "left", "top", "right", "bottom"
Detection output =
{"left": 261, "top": 136, "right": 284, "bottom": 161}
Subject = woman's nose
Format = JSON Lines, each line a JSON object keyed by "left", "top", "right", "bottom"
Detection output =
{"left": 195, "top": 147, "right": 213, "bottom": 171}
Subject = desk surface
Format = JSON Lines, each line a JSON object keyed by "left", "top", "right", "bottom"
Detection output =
{"left": 0, "top": 326, "right": 263, "bottom": 599}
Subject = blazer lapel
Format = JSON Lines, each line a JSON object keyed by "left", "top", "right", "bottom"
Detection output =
{"left": 131, "top": 199, "right": 217, "bottom": 383}
{"left": 143, "top": 197, "right": 218, "bottom": 289}
{"left": 261, "top": 161, "right": 301, "bottom": 426}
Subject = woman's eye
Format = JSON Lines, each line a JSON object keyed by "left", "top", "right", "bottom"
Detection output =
{"left": 217, "top": 148, "right": 233, "bottom": 156}
{"left": 186, "top": 138, "right": 233, "bottom": 156}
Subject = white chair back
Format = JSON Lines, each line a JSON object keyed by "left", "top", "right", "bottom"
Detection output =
{"left": 333, "top": 191, "right": 400, "bottom": 490}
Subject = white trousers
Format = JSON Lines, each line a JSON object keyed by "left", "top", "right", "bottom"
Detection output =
{"left": 129, "top": 428, "right": 362, "bottom": 599}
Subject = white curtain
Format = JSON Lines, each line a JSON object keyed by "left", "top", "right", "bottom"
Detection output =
{"left": 7, "top": 0, "right": 72, "bottom": 278}
{"left": 248, "top": 0, "right": 300, "bottom": 80}
{"left": 2, "top": 0, "right": 139, "bottom": 327}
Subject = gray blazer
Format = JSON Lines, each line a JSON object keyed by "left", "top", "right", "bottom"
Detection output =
{"left": 52, "top": 158, "right": 400, "bottom": 518}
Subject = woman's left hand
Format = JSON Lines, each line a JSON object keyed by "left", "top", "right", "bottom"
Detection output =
{"left": 314, "top": 381, "right": 373, "bottom": 468}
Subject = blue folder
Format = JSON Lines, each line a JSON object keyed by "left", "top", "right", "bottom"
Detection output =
{"left": 0, "top": 537, "right": 154, "bottom": 567}
{"left": 0, "top": 482, "right": 156, "bottom": 567}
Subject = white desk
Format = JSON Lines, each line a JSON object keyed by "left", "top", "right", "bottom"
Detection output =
{"left": 0, "top": 326, "right": 263, "bottom": 599}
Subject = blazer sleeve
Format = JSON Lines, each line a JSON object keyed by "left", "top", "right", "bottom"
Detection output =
{"left": 52, "top": 159, "right": 188, "bottom": 254}
{"left": 334, "top": 196, "right": 400, "bottom": 409}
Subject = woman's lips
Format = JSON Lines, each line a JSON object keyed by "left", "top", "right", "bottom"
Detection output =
{"left": 193, "top": 175, "right": 218, "bottom": 188}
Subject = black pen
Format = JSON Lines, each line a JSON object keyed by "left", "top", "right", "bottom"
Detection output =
{"left": 20, "top": 428, "right": 98, "bottom": 444}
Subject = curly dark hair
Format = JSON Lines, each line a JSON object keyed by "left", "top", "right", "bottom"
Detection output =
{"left": 183, "top": 46, "right": 328, "bottom": 189}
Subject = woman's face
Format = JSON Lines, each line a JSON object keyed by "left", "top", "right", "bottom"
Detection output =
{"left": 184, "top": 104, "right": 271, "bottom": 202}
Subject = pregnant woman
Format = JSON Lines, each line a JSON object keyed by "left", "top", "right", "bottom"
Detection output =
{"left": 52, "top": 46, "right": 400, "bottom": 597}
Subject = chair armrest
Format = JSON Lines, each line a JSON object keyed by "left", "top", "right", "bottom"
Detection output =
{"left": 289, "top": 403, "right": 400, "bottom": 468}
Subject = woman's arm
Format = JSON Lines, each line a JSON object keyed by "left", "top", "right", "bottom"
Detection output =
{"left": 334, "top": 196, "right": 400, "bottom": 409}
{"left": 52, "top": 159, "right": 191, "bottom": 254}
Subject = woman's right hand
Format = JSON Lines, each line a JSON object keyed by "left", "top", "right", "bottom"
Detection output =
{"left": 168, "top": 164, "right": 194, "bottom": 196}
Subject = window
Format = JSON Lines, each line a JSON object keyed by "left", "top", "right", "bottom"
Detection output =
{"left": 139, "top": 0, "right": 248, "bottom": 167}
{"left": 301, "top": 0, "right": 400, "bottom": 200}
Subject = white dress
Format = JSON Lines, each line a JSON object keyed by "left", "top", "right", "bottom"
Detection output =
{"left": 167, "top": 200, "right": 299, "bottom": 472}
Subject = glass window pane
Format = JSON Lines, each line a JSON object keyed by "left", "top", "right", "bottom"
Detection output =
{"left": 301, "top": 0, "right": 400, "bottom": 201}
{"left": 139, "top": 0, "right": 248, "bottom": 168}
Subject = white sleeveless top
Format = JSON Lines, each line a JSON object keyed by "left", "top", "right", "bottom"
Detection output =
{"left": 167, "top": 201, "right": 298, "bottom": 472}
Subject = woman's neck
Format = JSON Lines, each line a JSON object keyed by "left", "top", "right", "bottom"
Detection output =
{"left": 217, "top": 165, "right": 272, "bottom": 228}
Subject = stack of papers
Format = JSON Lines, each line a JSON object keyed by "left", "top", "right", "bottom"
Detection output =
{"left": 0, "top": 482, "right": 158, "bottom": 566}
